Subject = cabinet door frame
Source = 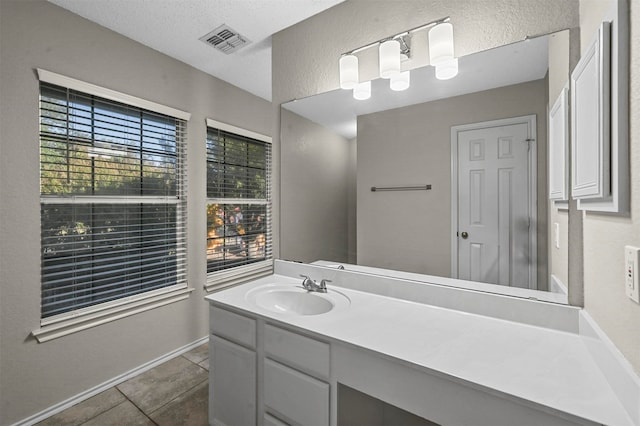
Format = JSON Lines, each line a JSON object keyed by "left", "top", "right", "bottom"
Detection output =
{"left": 570, "top": 22, "right": 610, "bottom": 200}
{"left": 571, "top": 0, "right": 629, "bottom": 213}
{"left": 549, "top": 86, "right": 569, "bottom": 201}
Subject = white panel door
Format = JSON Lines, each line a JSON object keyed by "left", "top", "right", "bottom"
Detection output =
{"left": 457, "top": 122, "right": 531, "bottom": 287}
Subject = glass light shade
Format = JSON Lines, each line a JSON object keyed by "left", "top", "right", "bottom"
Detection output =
{"left": 353, "top": 81, "right": 371, "bottom": 100}
{"left": 339, "top": 54, "right": 359, "bottom": 90}
{"left": 379, "top": 39, "right": 401, "bottom": 79}
{"left": 435, "top": 58, "right": 459, "bottom": 80}
{"left": 390, "top": 71, "right": 410, "bottom": 91}
{"left": 429, "top": 22, "right": 455, "bottom": 66}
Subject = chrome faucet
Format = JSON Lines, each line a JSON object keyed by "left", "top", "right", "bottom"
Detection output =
{"left": 300, "top": 275, "right": 331, "bottom": 293}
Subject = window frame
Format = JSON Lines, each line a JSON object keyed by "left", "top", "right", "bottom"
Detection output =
{"left": 32, "top": 69, "right": 193, "bottom": 343}
{"left": 205, "top": 118, "right": 273, "bottom": 292}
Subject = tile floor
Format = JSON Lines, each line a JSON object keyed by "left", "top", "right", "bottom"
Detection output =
{"left": 37, "top": 343, "right": 209, "bottom": 426}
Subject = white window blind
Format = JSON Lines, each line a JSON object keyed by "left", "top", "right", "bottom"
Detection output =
{"left": 39, "top": 82, "right": 188, "bottom": 320}
{"left": 205, "top": 120, "right": 272, "bottom": 291}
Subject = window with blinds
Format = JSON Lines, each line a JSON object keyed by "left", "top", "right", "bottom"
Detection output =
{"left": 39, "top": 82, "right": 188, "bottom": 319}
{"left": 206, "top": 122, "right": 272, "bottom": 290}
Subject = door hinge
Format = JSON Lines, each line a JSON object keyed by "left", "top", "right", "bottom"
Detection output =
{"left": 525, "top": 138, "right": 535, "bottom": 152}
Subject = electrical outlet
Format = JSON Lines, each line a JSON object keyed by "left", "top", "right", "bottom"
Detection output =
{"left": 624, "top": 246, "right": 640, "bottom": 303}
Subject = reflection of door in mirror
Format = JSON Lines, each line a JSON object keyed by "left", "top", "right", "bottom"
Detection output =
{"left": 453, "top": 116, "right": 536, "bottom": 289}
{"left": 357, "top": 80, "right": 547, "bottom": 287}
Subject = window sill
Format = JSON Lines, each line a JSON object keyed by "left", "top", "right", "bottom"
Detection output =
{"left": 205, "top": 259, "right": 273, "bottom": 293}
{"left": 32, "top": 285, "right": 195, "bottom": 343}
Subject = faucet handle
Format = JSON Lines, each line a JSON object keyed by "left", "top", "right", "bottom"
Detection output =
{"left": 319, "top": 279, "right": 332, "bottom": 291}
{"left": 299, "top": 274, "right": 314, "bottom": 288}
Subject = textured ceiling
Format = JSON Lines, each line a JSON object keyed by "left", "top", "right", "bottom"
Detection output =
{"left": 48, "top": 0, "right": 345, "bottom": 100}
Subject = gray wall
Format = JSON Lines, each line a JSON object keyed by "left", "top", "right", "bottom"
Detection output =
{"left": 579, "top": 0, "right": 640, "bottom": 374}
{"left": 347, "top": 138, "right": 358, "bottom": 264}
{"left": 547, "top": 30, "right": 572, "bottom": 292}
{"left": 280, "top": 109, "right": 350, "bottom": 263}
{"left": 0, "top": 1, "right": 271, "bottom": 424}
{"left": 356, "top": 80, "right": 548, "bottom": 281}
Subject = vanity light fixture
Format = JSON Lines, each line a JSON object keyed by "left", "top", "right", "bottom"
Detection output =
{"left": 390, "top": 70, "right": 411, "bottom": 91}
{"left": 339, "top": 54, "right": 359, "bottom": 89}
{"left": 339, "top": 17, "right": 456, "bottom": 100}
{"left": 429, "top": 22, "right": 458, "bottom": 80}
{"left": 428, "top": 22, "right": 455, "bottom": 65}
{"left": 390, "top": 53, "right": 410, "bottom": 91}
{"left": 353, "top": 80, "right": 371, "bottom": 100}
{"left": 435, "top": 57, "right": 459, "bottom": 80}
{"left": 379, "top": 39, "right": 401, "bottom": 79}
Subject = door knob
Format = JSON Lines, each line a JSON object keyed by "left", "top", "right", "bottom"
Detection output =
{"left": 460, "top": 231, "right": 469, "bottom": 239}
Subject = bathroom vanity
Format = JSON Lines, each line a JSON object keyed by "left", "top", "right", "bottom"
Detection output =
{"left": 205, "top": 260, "right": 639, "bottom": 426}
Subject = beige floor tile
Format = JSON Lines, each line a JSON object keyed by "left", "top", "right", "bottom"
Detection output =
{"left": 82, "top": 400, "right": 154, "bottom": 426}
{"left": 36, "top": 388, "right": 126, "bottom": 426}
{"left": 198, "top": 357, "right": 209, "bottom": 371}
{"left": 182, "top": 343, "right": 208, "bottom": 365}
{"left": 150, "top": 380, "right": 208, "bottom": 426}
{"left": 117, "top": 356, "right": 207, "bottom": 414}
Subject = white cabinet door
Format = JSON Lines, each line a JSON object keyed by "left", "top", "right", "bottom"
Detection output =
{"left": 549, "top": 87, "right": 569, "bottom": 201}
{"left": 571, "top": 22, "right": 610, "bottom": 200}
{"left": 210, "top": 335, "right": 256, "bottom": 426}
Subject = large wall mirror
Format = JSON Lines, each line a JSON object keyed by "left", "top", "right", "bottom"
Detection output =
{"left": 280, "top": 29, "right": 575, "bottom": 304}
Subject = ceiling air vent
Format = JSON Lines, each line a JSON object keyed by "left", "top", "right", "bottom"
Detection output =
{"left": 200, "top": 24, "right": 250, "bottom": 54}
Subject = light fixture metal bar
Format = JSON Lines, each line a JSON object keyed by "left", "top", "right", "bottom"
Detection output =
{"left": 342, "top": 16, "right": 450, "bottom": 56}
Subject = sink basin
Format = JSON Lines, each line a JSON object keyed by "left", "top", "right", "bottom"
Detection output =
{"left": 245, "top": 284, "right": 350, "bottom": 316}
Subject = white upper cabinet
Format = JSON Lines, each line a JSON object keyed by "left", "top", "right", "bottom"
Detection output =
{"left": 549, "top": 86, "right": 569, "bottom": 201}
{"left": 570, "top": 0, "right": 629, "bottom": 213}
{"left": 571, "top": 22, "right": 610, "bottom": 200}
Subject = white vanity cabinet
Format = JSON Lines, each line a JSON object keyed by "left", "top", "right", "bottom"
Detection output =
{"left": 209, "top": 304, "right": 331, "bottom": 426}
{"left": 209, "top": 306, "right": 257, "bottom": 426}
{"left": 207, "top": 268, "right": 638, "bottom": 426}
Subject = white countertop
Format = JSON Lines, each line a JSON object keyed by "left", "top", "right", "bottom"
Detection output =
{"left": 206, "top": 272, "right": 635, "bottom": 425}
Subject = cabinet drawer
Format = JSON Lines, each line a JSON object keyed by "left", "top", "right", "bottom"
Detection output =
{"left": 264, "top": 359, "right": 329, "bottom": 426}
{"left": 264, "top": 324, "right": 329, "bottom": 379}
{"left": 210, "top": 305, "right": 256, "bottom": 349}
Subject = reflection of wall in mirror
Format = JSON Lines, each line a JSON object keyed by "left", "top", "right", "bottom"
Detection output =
{"left": 280, "top": 108, "right": 352, "bottom": 264}
{"left": 356, "top": 79, "right": 547, "bottom": 287}
{"left": 548, "top": 30, "right": 572, "bottom": 295}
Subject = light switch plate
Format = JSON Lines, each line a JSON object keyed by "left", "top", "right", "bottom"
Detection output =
{"left": 624, "top": 246, "right": 640, "bottom": 303}
{"left": 554, "top": 223, "right": 560, "bottom": 249}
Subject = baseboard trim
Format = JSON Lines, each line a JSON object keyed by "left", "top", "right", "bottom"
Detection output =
{"left": 12, "top": 336, "right": 209, "bottom": 426}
